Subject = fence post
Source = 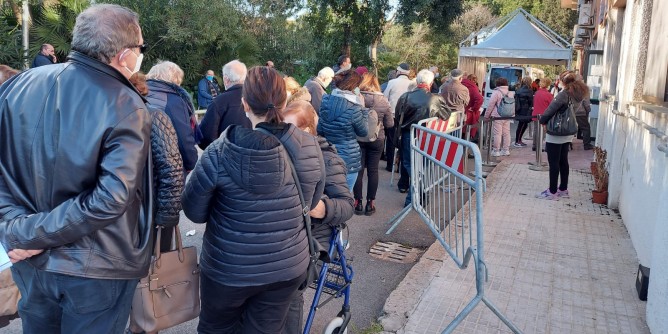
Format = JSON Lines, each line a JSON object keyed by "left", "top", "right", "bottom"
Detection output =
{"left": 482, "top": 118, "right": 498, "bottom": 168}
{"left": 528, "top": 118, "right": 548, "bottom": 171}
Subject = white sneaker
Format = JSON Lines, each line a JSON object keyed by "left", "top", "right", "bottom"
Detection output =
{"left": 501, "top": 149, "right": 510, "bottom": 156}
{"left": 491, "top": 149, "right": 501, "bottom": 157}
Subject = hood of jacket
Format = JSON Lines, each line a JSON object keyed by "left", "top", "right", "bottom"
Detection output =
{"left": 219, "top": 125, "right": 288, "bottom": 194}
{"left": 321, "top": 93, "right": 362, "bottom": 120}
{"left": 461, "top": 78, "right": 478, "bottom": 91}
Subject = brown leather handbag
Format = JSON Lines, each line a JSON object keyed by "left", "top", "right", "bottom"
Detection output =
{"left": 0, "top": 270, "right": 19, "bottom": 316}
{"left": 129, "top": 226, "right": 200, "bottom": 333}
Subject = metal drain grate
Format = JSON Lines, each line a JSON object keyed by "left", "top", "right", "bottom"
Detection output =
{"left": 368, "top": 241, "right": 423, "bottom": 263}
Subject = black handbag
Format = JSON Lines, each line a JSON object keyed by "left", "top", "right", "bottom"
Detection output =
{"left": 546, "top": 97, "right": 579, "bottom": 136}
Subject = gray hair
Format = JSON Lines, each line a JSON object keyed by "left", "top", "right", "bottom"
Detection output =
{"left": 416, "top": 69, "right": 435, "bottom": 86}
{"left": 222, "top": 60, "right": 247, "bottom": 85}
{"left": 147, "top": 61, "right": 184, "bottom": 86}
{"left": 317, "top": 67, "right": 335, "bottom": 80}
{"left": 71, "top": 4, "right": 140, "bottom": 64}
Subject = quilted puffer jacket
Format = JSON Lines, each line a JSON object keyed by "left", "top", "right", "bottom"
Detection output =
{"left": 149, "top": 108, "right": 184, "bottom": 227}
{"left": 311, "top": 136, "right": 354, "bottom": 247}
{"left": 317, "top": 89, "right": 368, "bottom": 174}
{"left": 181, "top": 123, "right": 325, "bottom": 286}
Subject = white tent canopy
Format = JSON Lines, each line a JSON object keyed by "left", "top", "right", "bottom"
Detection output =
{"left": 458, "top": 8, "right": 572, "bottom": 66}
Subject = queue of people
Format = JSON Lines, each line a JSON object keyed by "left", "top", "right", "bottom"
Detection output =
{"left": 0, "top": 4, "right": 596, "bottom": 333}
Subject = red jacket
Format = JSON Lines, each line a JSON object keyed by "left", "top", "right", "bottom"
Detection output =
{"left": 533, "top": 88, "right": 553, "bottom": 116}
{"left": 461, "top": 78, "right": 483, "bottom": 115}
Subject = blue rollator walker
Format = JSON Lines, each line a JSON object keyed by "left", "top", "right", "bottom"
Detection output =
{"left": 303, "top": 225, "right": 354, "bottom": 334}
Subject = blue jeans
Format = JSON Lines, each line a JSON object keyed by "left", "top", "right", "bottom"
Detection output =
{"left": 10, "top": 261, "right": 136, "bottom": 334}
{"left": 401, "top": 131, "right": 412, "bottom": 207}
{"left": 346, "top": 171, "right": 358, "bottom": 192}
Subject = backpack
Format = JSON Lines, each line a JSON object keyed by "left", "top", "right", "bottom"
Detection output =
{"left": 357, "top": 109, "right": 381, "bottom": 142}
{"left": 495, "top": 88, "right": 515, "bottom": 117}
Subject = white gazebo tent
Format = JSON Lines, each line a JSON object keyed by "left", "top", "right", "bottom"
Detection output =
{"left": 458, "top": 8, "right": 572, "bottom": 82}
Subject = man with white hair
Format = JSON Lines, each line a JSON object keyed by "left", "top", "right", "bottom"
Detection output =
{"left": 199, "top": 59, "right": 251, "bottom": 149}
{"left": 304, "top": 67, "right": 335, "bottom": 113}
{"left": 439, "top": 68, "right": 470, "bottom": 113}
{"left": 394, "top": 69, "right": 450, "bottom": 206}
{"left": 0, "top": 4, "right": 153, "bottom": 332}
{"left": 383, "top": 62, "right": 415, "bottom": 172}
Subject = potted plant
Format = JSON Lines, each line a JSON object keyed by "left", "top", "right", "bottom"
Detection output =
{"left": 592, "top": 147, "right": 608, "bottom": 204}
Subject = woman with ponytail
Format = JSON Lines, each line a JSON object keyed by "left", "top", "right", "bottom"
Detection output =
{"left": 182, "top": 66, "right": 326, "bottom": 333}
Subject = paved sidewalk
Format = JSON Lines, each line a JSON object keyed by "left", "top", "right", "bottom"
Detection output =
{"left": 381, "top": 142, "right": 650, "bottom": 333}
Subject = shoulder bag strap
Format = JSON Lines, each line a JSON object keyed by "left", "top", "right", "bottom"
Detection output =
{"left": 255, "top": 127, "right": 317, "bottom": 262}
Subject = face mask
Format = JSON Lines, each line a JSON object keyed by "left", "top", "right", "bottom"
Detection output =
{"left": 206, "top": 75, "right": 213, "bottom": 81}
{"left": 434, "top": 73, "right": 440, "bottom": 78}
{"left": 559, "top": 83, "right": 565, "bottom": 89}
{"left": 287, "top": 92, "right": 292, "bottom": 98}
{"left": 342, "top": 63, "right": 352, "bottom": 71}
{"left": 353, "top": 87, "right": 360, "bottom": 95}
{"left": 121, "top": 49, "right": 143, "bottom": 75}
{"left": 323, "top": 78, "right": 332, "bottom": 87}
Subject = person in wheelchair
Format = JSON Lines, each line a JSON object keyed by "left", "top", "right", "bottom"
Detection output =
{"left": 281, "top": 100, "right": 355, "bottom": 333}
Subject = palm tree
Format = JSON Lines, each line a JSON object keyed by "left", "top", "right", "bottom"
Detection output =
{"left": 29, "top": 0, "right": 90, "bottom": 62}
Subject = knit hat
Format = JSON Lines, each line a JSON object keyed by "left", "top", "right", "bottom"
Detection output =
{"left": 396, "top": 63, "right": 410, "bottom": 75}
{"left": 450, "top": 69, "right": 464, "bottom": 79}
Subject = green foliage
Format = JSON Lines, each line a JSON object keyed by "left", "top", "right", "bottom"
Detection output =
{"left": 0, "top": 7, "right": 22, "bottom": 69}
{"left": 396, "top": 0, "right": 463, "bottom": 33}
{"left": 30, "top": 0, "right": 89, "bottom": 61}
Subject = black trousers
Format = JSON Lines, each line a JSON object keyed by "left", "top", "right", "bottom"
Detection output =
{"left": 545, "top": 142, "right": 570, "bottom": 193}
{"left": 354, "top": 140, "right": 384, "bottom": 200}
{"left": 515, "top": 121, "right": 530, "bottom": 143}
{"left": 198, "top": 271, "right": 307, "bottom": 334}
{"left": 384, "top": 126, "right": 396, "bottom": 170}
{"left": 576, "top": 115, "right": 591, "bottom": 146}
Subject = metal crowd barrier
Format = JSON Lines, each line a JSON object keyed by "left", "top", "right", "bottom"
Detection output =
{"left": 386, "top": 124, "right": 522, "bottom": 334}
{"left": 390, "top": 112, "right": 465, "bottom": 186}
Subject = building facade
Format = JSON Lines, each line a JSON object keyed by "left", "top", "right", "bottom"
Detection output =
{"left": 563, "top": 0, "right": 668, "bottom": 332}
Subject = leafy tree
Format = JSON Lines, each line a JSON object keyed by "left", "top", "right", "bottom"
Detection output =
{"left": 396, "top": 0, "right": 463, "bottom": 33}
{"left": 450, "top": 3, "right": 497, "bottom": 44}
{"left": 30, "top": 0, "right": 89, "bottom": 62}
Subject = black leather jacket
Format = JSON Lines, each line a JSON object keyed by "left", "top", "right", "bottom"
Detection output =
{"left": 0, "top": 51, "right": 154, "bottom": 279}
{"left": 394, "top": 88, "right": 451, "bottom": 142}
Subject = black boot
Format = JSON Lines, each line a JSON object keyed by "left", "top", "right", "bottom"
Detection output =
{"left": 354, "top": 199, "right": 364, "bottom": 215}
{"left": 365, "top": 199, "right": 376, "bottom": 216}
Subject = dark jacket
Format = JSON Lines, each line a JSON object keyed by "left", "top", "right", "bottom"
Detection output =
{"left": 311, "top": 136, "right": 354, "bottom": 248}
{"left": 540, "top": 90, "right": 585, "bottom": 125}
{"left": 574, "top": 97, "right": 591, "bottom": 116}
{"left": 317, "top": 90, "right": 368, "bottom": 174}
{"left": 395, "top": 88, "right": 451, "bottom": 134}
{"left": 197, "top": 77, "right": 221, "bottom": 109}
{"left": 146, "top": 79, "right": 199, "bottom": 172}
{"left": 361, "top": 91, "right": 394, "bottom": 142}
{"left": 304, "top": 77, "right": 326, "bottom": 114}
{"left": 198, "top": 84, "right": 251, "bottom": 149}
{"left": 31, "top": 53, "right": 54, "bottom": 68}
{"left": 149, "top": 108, "right": 184, "bottom": 227}
{"left": 0, "top": 51, "right": 153, "bottom": 279}
{"left": 182, "top": 123, "right": 325, "bottom": 286}
{"left": 515, "top": 85, "right": 534, "bottom": 118}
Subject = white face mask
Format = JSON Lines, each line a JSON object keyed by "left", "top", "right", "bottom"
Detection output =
{"left": 121, "top": 49, "right": 143, "bottom": 75}
{"left": 342, "top": 63, "right": 352, "bottom": 71}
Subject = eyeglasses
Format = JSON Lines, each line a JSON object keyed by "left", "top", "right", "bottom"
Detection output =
{"left": 127, "top": 43, "right": 148, "bottom": 54}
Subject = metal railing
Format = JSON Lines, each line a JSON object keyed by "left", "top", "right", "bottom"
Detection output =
{"left": 386, "top": 124, "right": 522, "bottom": 333}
